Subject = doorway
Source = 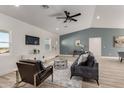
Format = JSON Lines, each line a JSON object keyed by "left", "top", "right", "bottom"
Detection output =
{"left": 89, "top": 37, "right": 102, "bottom": 57}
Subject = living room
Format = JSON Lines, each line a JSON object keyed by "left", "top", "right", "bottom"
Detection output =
{"left": 0, "top": 1, "right": 124, "bottom": 91}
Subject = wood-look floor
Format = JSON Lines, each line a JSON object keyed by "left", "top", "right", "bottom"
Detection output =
{"left": 82, "top": 58, "right": 124, "bottom": 88}
{"left": 0, "top": 57, "right": 124, "bottom": 88}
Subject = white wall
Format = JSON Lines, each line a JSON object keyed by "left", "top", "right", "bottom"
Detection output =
{"left": 0, "top": 13, "right": 59, "bottom": 76}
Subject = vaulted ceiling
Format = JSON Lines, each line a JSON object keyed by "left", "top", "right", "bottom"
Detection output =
{"left": 0, "top": 5, "right": 124, "bottom": 35}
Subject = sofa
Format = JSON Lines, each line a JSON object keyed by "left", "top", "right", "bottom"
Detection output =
{"left": 70, "top": 52, "right": 99, "bottom": 85}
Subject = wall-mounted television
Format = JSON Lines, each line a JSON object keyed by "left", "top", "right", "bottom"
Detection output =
{"left": 25, "top": 35, "right": 40, "bottom": 45}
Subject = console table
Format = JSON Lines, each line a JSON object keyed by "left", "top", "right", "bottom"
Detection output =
{"left": 73, "top": 50, "right": 84, "bottom": 56}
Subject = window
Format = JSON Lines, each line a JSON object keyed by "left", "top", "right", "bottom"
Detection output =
{"left": 44, "top": 38, "right": 52, "bottom": 51}
{"left": 0, "top": 31, "right": 9, "bottom": 54}
{"left": 54, "top": 41, "right": 58, "bottom": 50}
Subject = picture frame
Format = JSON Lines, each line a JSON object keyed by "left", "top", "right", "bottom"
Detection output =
{"left": 113, "top": 35, "right": 124, "bottom": 47}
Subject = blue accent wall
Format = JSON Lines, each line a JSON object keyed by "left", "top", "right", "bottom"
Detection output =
{"left": 60, "top": 28, "right": 124, "bottom": 57}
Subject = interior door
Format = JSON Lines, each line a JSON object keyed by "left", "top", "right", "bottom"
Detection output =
{"left": 89, "top": 37, "right": 101, "bottom": 57}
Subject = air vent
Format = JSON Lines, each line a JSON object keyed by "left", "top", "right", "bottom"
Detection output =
{"left": 41, "top": 5, "right": 49, "bottom": 9}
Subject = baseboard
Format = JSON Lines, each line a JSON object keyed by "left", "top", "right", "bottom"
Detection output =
{"left": 60, "top": 54, "right": 73, "bottom": 56}
{"left": 101, "top": 56, "right": 118, "bottom": 59}
{"left": 59, "top": 55, "right": 118, "bottom": 59}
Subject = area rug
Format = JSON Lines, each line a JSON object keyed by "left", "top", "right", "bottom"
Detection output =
{"left": 44, "top": 57, "right": 82, "bottom": 88}
{"left": 18, "top": 56, "right": 83, "bottom": 88}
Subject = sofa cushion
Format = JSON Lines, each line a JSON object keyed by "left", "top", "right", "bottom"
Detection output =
{"left": 85, "top": 55, "right": 95, "bottom": 67}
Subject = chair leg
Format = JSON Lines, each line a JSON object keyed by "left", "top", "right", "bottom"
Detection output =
{"left": 96, "top": 80, "right": 99, "bottom": 86}
{"left": 51, "top": 73, "right": 53, "bottom": 82}
{"left": 70, "top": 75, "right": 73, "bottom": 80}
{"left": 14, "top": 70, "right": 22, "bottom": 88}
{"left": 120, "top": 58, "right": 123, "bottom": 62}
{"left": 34, "top": 75, "right": 37, "bottom": 87}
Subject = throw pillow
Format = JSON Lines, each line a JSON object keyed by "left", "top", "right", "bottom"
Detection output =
{"left": 77, "top": 53, "right": 89, "bottom": 65}
{"left": 85, "top": 55, "right": 95, "bottom": 67}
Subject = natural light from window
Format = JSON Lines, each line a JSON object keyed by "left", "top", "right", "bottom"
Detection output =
{"left": 44, "top": 38, "right": 52, "bottom": 51}
{"left": 0, "top": 31, "right": 9, "bottom": 54}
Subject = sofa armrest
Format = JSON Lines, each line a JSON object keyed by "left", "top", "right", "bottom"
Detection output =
{"left": 34, "top": 65, "right": 53, "bottom": 79}
{"left": 33, "top": 65, "right": 53, "bottom": 86}
{"left": 34, "top": 70, "right": 45, "bottom": 86}
{"left": 93, "top": 63, "right": 98, "bottom": 69}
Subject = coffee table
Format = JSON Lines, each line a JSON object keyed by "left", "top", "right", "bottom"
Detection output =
{"left": 54, "top": 59, "right": 68, "bottom": 69}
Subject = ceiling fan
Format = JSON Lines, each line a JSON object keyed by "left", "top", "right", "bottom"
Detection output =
{"left": 56, "top": 11, "right": 81, "bottom": 23}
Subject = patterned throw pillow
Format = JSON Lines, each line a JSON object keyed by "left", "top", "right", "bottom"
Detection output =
{"left": 77, "top": 53, "right": 89, "bottom": 64}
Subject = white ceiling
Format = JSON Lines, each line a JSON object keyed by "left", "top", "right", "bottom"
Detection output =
{"left": 0, "top": 5, "right": 124, "bottom": 35}
{"left": 0, "top": 5, "right": 95, "bottom": 35}
{"left": 92, "top": 5, "right": 124, "bottom": 28}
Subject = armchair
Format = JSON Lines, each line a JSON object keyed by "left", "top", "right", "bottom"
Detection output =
{"left": 16, "top": 60, "right": 53, "bottom": 87}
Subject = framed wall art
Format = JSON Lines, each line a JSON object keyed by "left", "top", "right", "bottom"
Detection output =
{"left": 113, "top": 36, "right": 124, "bottom": 47}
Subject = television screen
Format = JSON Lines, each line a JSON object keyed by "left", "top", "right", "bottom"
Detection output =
{"left": 25, "top": 35, "right": 40, "bottom": 45}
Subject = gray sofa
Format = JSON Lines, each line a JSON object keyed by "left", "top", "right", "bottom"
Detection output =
{"left": 70, "top": 53, "right": 99, "bottom": 85}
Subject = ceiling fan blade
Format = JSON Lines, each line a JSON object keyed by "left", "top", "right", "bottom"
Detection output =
{"left": 71, "top": 18, "right": 77, "bottom": 22}
{"left": 64, "top": 11, "right": 70, "bottom": 17}
{"left": 64, "top": 18, "right": 68, "bottom": 23}
{"left": 70, "top": 13, "right": 81, "bottom": 17}
{"left": 56, "top": 17, "right": 66, "bottom": 19}
{"left": 64, "top": 11, "right": 68, "bottom": 16}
